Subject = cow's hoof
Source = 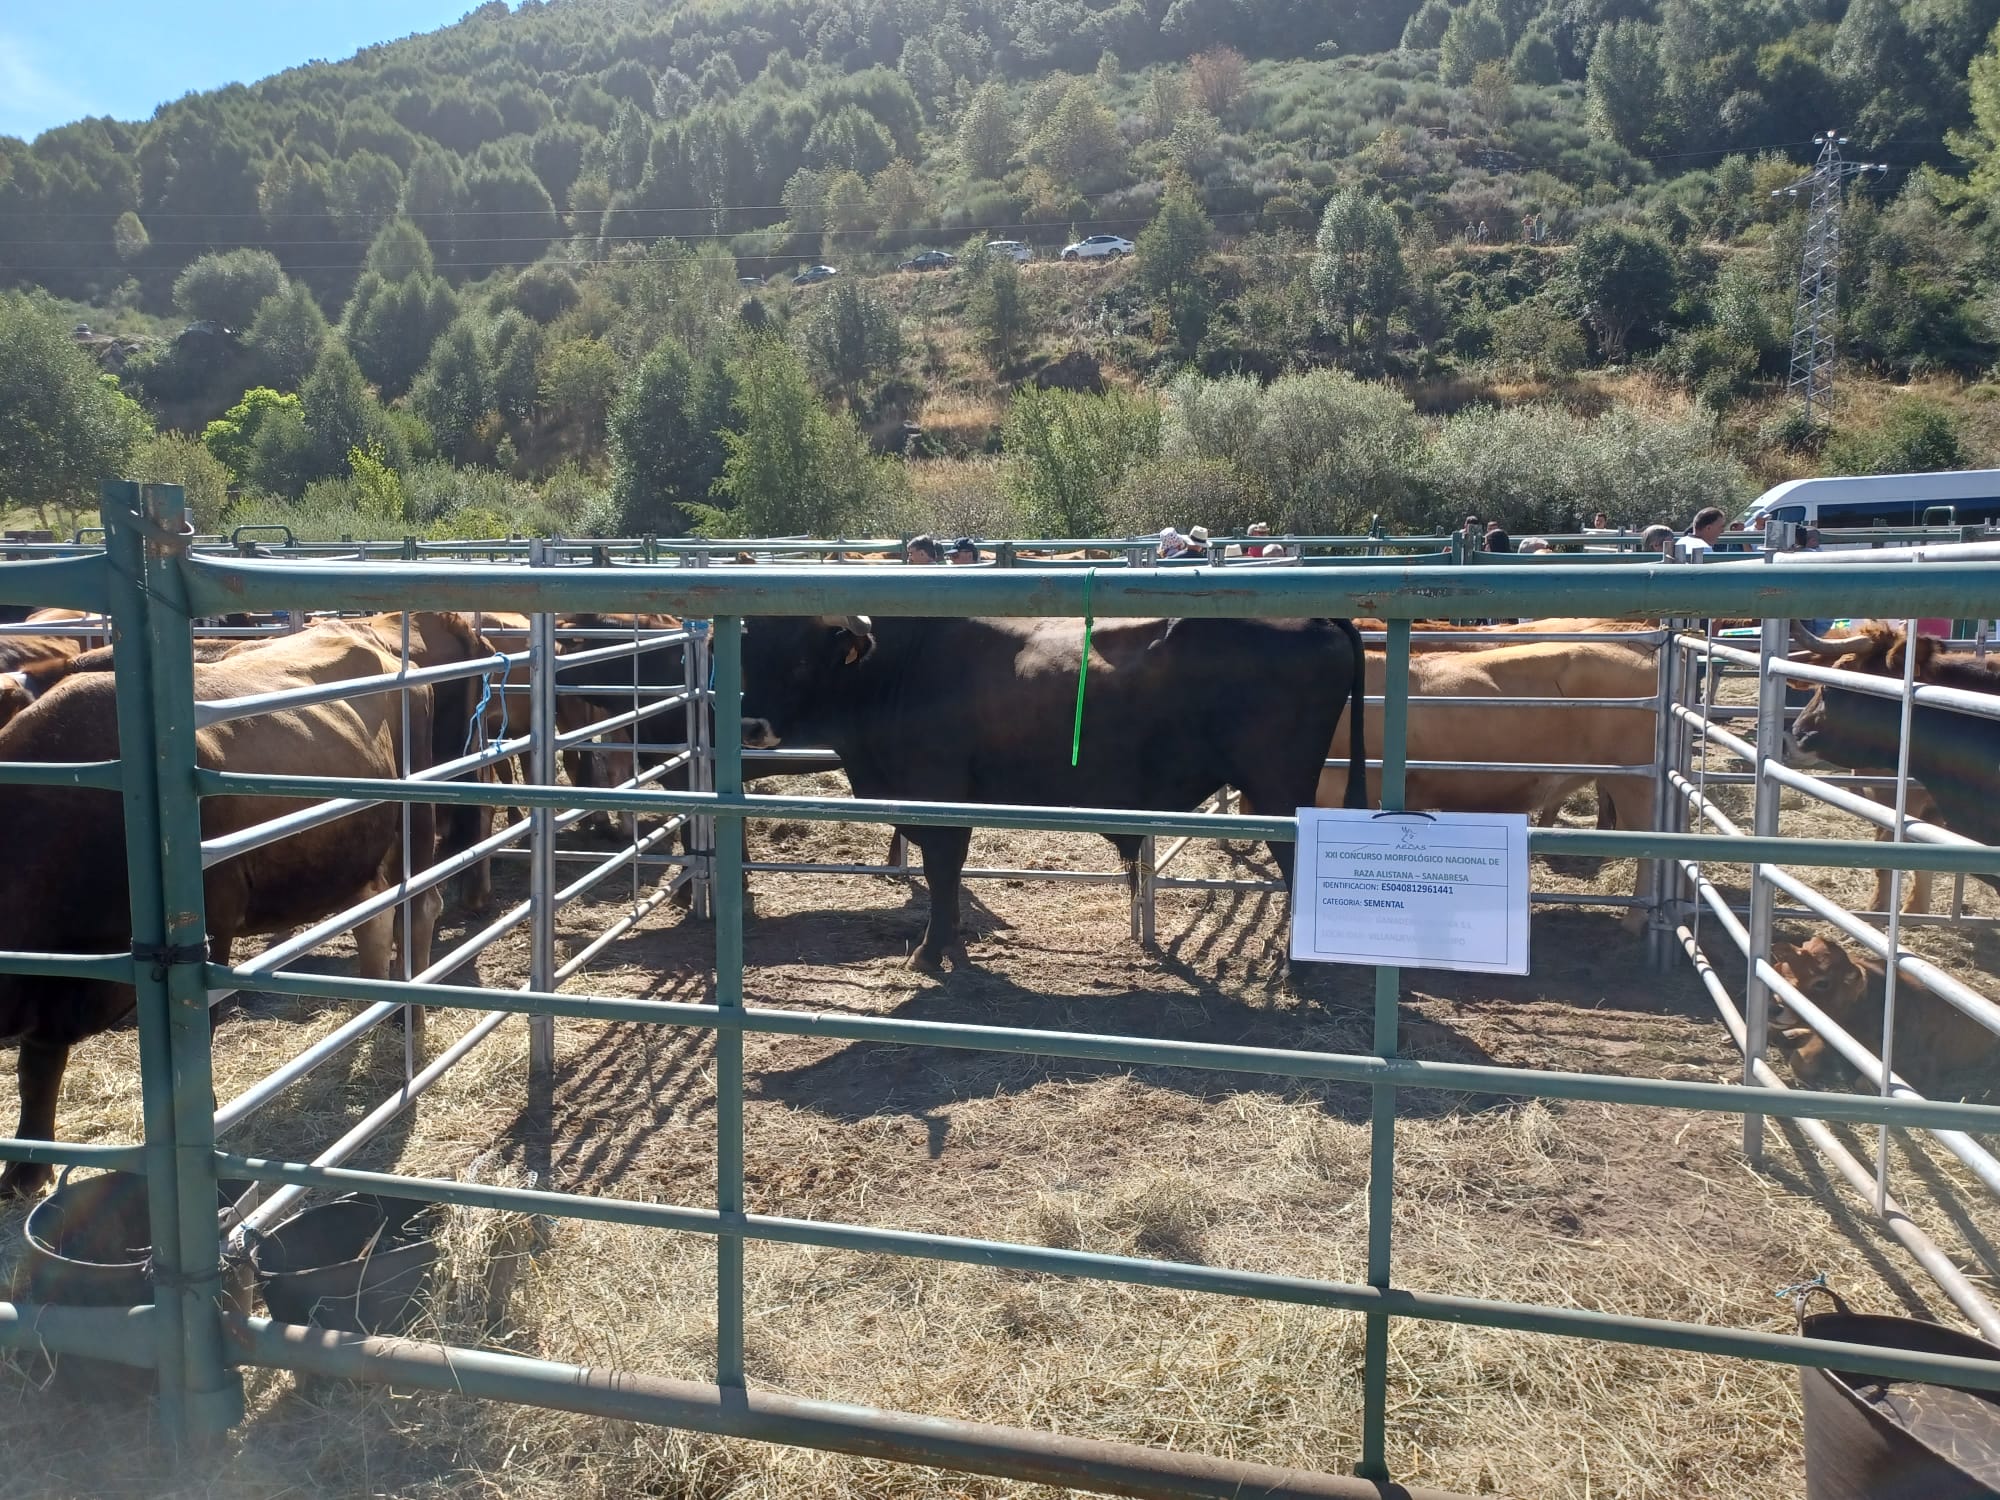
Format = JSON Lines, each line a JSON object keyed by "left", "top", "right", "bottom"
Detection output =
{"left": 0, "top": 1164, "right": 52, "bottom": 1200}
{"left": 908, "top": 948, "right": 948, "bottom": 976}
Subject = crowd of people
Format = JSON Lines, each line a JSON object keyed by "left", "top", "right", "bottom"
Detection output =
{"left": 911, "top": 510, "right": 1758, "bottom": 569}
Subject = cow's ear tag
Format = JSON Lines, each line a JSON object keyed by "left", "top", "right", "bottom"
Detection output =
{"left": 843, "top": 642, "right": 863, "bottom": 665}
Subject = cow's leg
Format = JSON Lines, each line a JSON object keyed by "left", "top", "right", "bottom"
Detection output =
{"left": 0, "top": 1039, "right": 69, "bottom": 1198}
{"left": 1870, "top": 830, "right": 1934, "bottom": 915}
{"left": 1600, "top": 775, "right": 1655, "bottom": 933}
{"left": 908, "top": 825, "right": 973, "bottom": 974}
{"left": 355, "top": 906, "right": 396, "bottom": 980}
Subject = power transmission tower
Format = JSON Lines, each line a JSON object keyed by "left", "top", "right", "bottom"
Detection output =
{"left": 1773, "top": 131, "right": 1886, "bottom": 423}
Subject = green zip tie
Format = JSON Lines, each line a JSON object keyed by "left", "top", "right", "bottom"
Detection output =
{"left": 1071, "top": 568, "right": 1095, "bottom": 767}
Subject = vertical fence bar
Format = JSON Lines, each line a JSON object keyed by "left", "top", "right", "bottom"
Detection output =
{"left": 1646, "top": 626, "right": 1675, "bottom": 971}
{"left": 1132, "top": 835, "right": 1156, "bottom": 945}
{"left": 1742, "top": 615, "right": 1789, "bottom": 1164}
{"left": 1876, "top": 616, "right": 1922, "bottom": 1214}
{"left": 713, "top": 615, "right": 747, "bottom": 1386}
{"left": 101, "top": 484, "right": 191, "bottom": 1444}
{"left": 1358, "top": 617, "right": 1410, "bottom": 1482}
{"left": 528, "top": 541, "right": 557, "bottom": 1083}
{"left": 688, "top": 615, "right": 715, "bottom": 921}
{"left": 398, "top": 609, "right": 422, "bottom": 1064}
{"left": 135, "top": 481, "right": 245, "bottom": 1436}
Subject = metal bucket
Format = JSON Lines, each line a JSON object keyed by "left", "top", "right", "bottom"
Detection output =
{"left": 1800, "top": 1286, "right": 2000, "bottom": 1500}
{"left": 247, "top": 1194, "right": 439, "bottom": 1336}
{"left": 20, "top": 1168, "right": 254, "bottom": 1399}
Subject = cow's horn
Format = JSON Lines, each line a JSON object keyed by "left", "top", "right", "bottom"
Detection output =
{"left": 1790, "top": 620, "right": 1868, "bottom": 655}
{"left": 843, "top": 614, "right": 873, "bottom": 636}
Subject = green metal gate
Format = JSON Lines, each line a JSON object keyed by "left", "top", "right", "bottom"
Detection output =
{"left": 6, "top": 480, "right": 2000, "bottom": 1495}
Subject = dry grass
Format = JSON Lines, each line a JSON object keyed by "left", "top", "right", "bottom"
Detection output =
{"left": 0, "top": 758, "right": 1993, "bottom": 1498}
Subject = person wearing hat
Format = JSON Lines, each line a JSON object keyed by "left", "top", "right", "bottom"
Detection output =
{"left": 1158, "top": 526, "right": 1189, "bottom": 559}
{"left": 1186, "top": 525, "right": 1210, "bottom": 556}
{"left": 948, "top": 537, "right": 981, "bottom": 565}
{"left": 1245, "top": 521, "right": 1280, "bottom": 558}
{"left": 1518, "top": 536, "right": 1553, "bottom": 554}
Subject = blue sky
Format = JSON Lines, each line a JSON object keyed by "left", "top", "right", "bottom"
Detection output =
{"left": 1, "top": 2, "right": 477, "bottom": 140}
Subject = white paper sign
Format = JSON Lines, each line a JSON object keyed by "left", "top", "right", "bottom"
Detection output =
{"left": 1290, "top": 809, "right": 1531, "bottom": 974}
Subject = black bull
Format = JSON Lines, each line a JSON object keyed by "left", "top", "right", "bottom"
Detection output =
{"left": 737, "top": 614, "right": 1368, "bottom": 972}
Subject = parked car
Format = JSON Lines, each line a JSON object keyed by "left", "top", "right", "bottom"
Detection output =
{"left": 986, "top": 240, "right": 1034, "bottom": 263}
{"left": 791, "top": 264, "right": 839, "bottom": 285}
{"left": 899, "top": 249, "right": 957, "bottom": 272}
{"left": 1060, "top": 234, "right": 1133, "bottom": 261}
{"left": 71, "top": 323, "right": 91, "bottom": 337}
{"left": 737, "top": 274, "right": 766, "bottom": 287}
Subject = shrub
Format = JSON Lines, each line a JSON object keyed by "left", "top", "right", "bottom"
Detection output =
{"left": 1489, "top": 301, "right": 1586, "bottom": 379}
{"left": 0, "top": 295, "right": 149, "bottom": 526}
{"left": 1422, "top": 403, "right": 1751, "bottom": 532}
{"left": 129, "top": 432, "right": 233, "bottom": 533}
{"left": 1826, "top": 397, "right": 1970, "bottom": 475}
{"left": 1002, "top": 386, "right": 1163, "bottom": 537}
{"left": 512, "top": 263, "right": 581, "bottom": 323}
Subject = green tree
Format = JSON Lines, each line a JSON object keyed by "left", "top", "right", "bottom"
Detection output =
{"left": 345, "top": 270, "right": 458, "bottom": 398}
{"left": 1027, "top": 80, "right": 1127, "bottom": 190}
{"left": 957, "top": 81, "right": 1015, "bottom": 179}
{"left": 609, "top": 339, "right": 720, "bottom": 532}
{"left": 300, "top": 345, "right": 383, "bottom": 484}
{"left": 364, "top": 219, "right": 436, "bottom": 282}
{"left": 112, "top": 211, "right": 149, "bottom": 262}
{"left": 1441, "top": 2, "right": 1509, "bottom": 87}
{"left": 409, "top": 321, "right": 493, "bottom": 463}
{"left": 1402, "top": 0, "right": 1452, "bottom": 49}
{"left": 245, "top": 280, "right": 329, "bottom": 390}
{"left": 699, "top": 337, "right": 895, "bottom": 538}
{"left": 969, "top": 254, "right": 1032, "bottom": 365}
{"left": 129, "top": 431, "right": 232, "bottom": 532}
{"left": 1510, "top": 21, "right": 1562, "bottom": 86}
{"left": 822, "top": 170, "right": 873, "bottom": 254}
{"left": 1566, "top": 224, "right": 1676, "bottom": 360}
{"left": 1310, "top": 186, "right": 1407, "bottom": 352}
{"left": 202, "top": 387, "right": 303, "bottom": 480}
{"left": 539, "top": 336, "right": 624, "bottom": 443}
{"left": 0, "top": 296, "right": 149, "bottom": 526}
{"left": 1002, "top": 386, "right": 1163, "bottom": 536}
{"left": 172, "top": 248, "right": 288, "bottom": 328}
{"left": 1949, "top": 22, "right": 2000, "bottom": 208}
{"left": 1586, "top": 19, "right": 1666, "bottom": 153}
{"left": 869, "top": 158, "right": 926, "bottom": 235}
{"left": 800, "top": 279, "right": 905, "bottom": 404}
{"left": 1137, "top": 179, "right": 1213, "bottom": 353}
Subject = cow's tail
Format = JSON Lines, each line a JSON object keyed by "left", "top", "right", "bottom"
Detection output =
{"left": 1337, "top": 618, "right": 1368, "bottom": 810}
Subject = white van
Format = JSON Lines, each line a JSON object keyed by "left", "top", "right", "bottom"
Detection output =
{"left": 1741, "top": 470, "right": 2000, "bottom": 532}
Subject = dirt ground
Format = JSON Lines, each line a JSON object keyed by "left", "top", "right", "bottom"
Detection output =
{"left": 0, "top": 743, "right": 1997, "bottom": 1499}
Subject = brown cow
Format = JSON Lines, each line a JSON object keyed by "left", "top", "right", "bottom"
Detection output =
{"left": 0, "top": 607, "right": 102, "bottom": 673}
{"left": 0, "top": 610, "right": 487, "bottom": 1196}
{"left": 1316, "top": 640, "right": 1660, "bottom": 924}
{"left": 1769, "top": 935, "right": 1997, "bottom": 1090}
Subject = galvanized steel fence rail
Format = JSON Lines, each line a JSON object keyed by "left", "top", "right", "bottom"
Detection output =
{"left": 7, "top": 483, "right": 2000, "bottom": 1494}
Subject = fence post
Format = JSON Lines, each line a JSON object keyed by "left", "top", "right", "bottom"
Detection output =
{"left": 132, "top": 481, "right": 245, "bottom": 1438}
{"left": 1742, "top": 614, "right": 1789, "bottom": 1164}
{"left": 1357, "top": 617, "right": 1410, "bottom": 1483}
{"left": 101, "top": 482, "right": 193, "bottom": 1446}
{"left": 1130, "top": 835, "right": 1156, "bottom": 946}
{"left": 712, "top": 614, "right": 748, "bottom": 1386}
{"left": 528, "top": 539, "right": 557, "bottom": 1084}
{"left": 685, "top": 547, "right": 715, "bottom": 921}
{"left": 1646, "top": 626, "right": 1676, "bottom": 971}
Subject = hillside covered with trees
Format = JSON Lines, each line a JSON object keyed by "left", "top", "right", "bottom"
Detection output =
{"left": 8, "top": 0, "right": 2000, "bottom": 544}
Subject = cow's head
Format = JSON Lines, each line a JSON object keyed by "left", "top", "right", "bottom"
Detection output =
{"left": 1770, "top": 935, "right": 1868, "bottom": 1032}
{"left": 1787, "top": 621, "right": 1923, "bottom": 772}
{"left": 739, "top": 615, "right": 874, "bottom": 748}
